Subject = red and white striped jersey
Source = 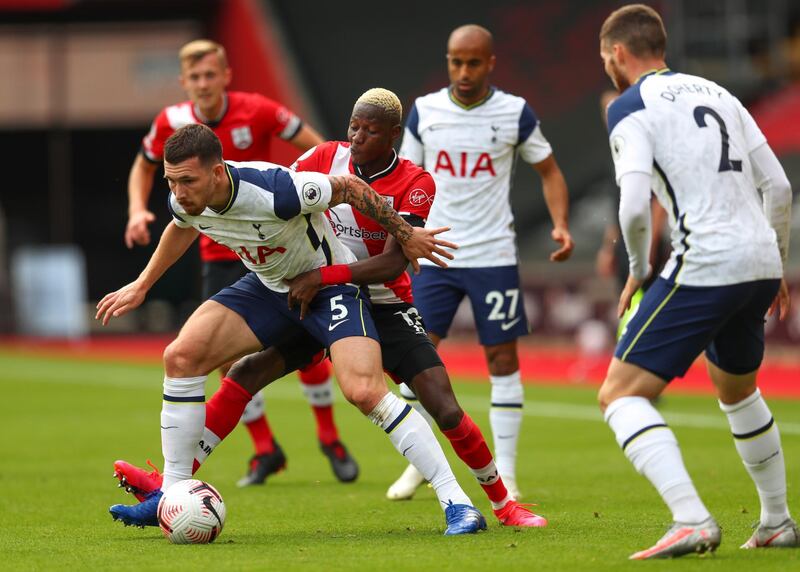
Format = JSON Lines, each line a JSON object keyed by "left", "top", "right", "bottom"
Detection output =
{"left": 142, "top": 91, "right": 302, "bottom": 262}
{"left": 293, "top": 141, "right": 436, "bottom": 305}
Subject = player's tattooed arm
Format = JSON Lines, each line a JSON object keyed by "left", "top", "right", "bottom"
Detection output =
{"left": 328, "top": 175, "right": 413, "bottom": 243}
{"left": 327, "top": 174, "right": 456, "bottom": 272}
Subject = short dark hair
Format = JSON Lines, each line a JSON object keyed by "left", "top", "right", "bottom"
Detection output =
{"left": 600, "top": 4, "right": 667, "bottom": 58}
{"left": 164, "top": 124, "right": 223, "bottom": 166}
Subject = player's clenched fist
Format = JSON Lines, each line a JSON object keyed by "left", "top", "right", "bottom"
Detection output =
{"left": 125, "top": 210, "right": 157, "bottom": 248}
{"left": 550, "top": 226, "right": 574, "bottom": 262}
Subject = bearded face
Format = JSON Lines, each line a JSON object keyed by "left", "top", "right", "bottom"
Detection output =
{"left": 601, "top": 43, "right": 630, "bottom": 92}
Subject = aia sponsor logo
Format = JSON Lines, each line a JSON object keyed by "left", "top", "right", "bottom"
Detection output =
{"left": 434, "top": 151, "right": 496, "bottom": 177}
{"left": 237, "top": 245, "right": 286, "bottom": 264}
{"left": 408, "top": 188, "right": 432, "bottom": 206}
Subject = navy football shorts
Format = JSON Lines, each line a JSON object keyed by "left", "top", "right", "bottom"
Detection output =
{"left": 210, "top": 272, "right": 378, "bottom": 350}
{"left": 273, "top": 302, "right": 443, "bottom": 384}
{"left": 411, "top": 265, "right": 530, "bottom": 345}
{"left": 615, "top": 277, "right": 780, "bottom": 381}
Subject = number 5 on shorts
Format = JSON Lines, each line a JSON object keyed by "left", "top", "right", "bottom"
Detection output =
{"left": 330, "top": 294, "right": 349, "bottom": 321}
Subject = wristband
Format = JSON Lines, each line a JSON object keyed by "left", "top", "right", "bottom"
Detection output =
{"left": 319, "top": 264, "right": 353, "bottom": 285}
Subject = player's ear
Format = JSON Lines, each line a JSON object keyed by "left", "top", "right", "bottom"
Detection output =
{"left": 391, "top": 124, "right": 402, "bottom": 141}
{"left": 488, "top": 54, "right": 496, "bottom": 73}
{"left": 212, "top": 162, "right": 226, "bottom": 180}
{"left": 613, "top": 43, "right": 625, "bottom": 66}
{"left": 223, "top": 66, "right": 232, "bottom": 87}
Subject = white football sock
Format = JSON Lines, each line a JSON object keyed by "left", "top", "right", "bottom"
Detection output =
{"left": 490, "top": 371, "right": 523, "bottom": 482}
{"left": 302, "top": 376, "right": 335, "bottom": 407}
{"left": 193, "top": 389, "right": 264, "bottom": 468}
{"left": 399, "top": 382, "right": 436, "bottom": 427}
{"left": 194, "top": 427, "right": 221, "bottom": 467}
{"left": 605, "top": 396, "right": 710, "bottom": 523}
{"left": 368, "top": 392, "right": 472, "bottom": 510}
{"left": 162, "top": 375, "right": 206, "bottom": 491}
{"left": 240, "top": 390, "right": 265, "bottom": 424}
{"left": 719, "top": 389, "right": 790, "bottom": 527}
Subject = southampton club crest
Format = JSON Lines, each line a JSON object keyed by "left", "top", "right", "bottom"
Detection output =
{"left": 231, "top": 126, "right": 253, "bottom": 150}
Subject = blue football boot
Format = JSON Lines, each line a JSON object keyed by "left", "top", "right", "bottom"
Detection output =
{"left": 109, "top": 489, "right": 162, "bottom": 528}
{"left": 443, "top": 501, "right": 488, "bottom": 535}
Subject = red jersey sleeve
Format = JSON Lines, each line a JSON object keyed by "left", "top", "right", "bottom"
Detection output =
{"left": 256, "top": 94, "right": 302, "bottom": 141}
{"left": 141, "top": 109, "right": 174, "bottom": 163}
{"left": 291, "top": 141, "right": 340, "bottom": 173}
{"left": 397, "top": 171, "right": 436, "bottom": 220}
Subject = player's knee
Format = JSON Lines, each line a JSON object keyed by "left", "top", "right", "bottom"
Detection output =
{"left": 433, "top": 403, "right": 463, "bottom": 432}
{"left": 227, "top": 353, "right": 279, "bottom": 395}
{"left": 717, "top": 382, "right": 757, "bottom": 405}
{"left": 411, "top": 370, "right": 462, "bottom": 430}
{"left": 340, "top": 379, "right": 383, "bottom": 414}
{"left": 485, "top": 347, "right": 518, "bottom": 376}
{"left": 163, "top": 339, "right": 203, "bottom": 377}
{"left": 598, "top": 376, "right": 644, "bottom": 413}
{"left": 597, "top": 382, "right": 613, "bottom": 413}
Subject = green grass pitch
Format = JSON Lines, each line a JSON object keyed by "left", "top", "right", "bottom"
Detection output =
{"left": 0, "top": 349, "right": 797, "bottom": 571}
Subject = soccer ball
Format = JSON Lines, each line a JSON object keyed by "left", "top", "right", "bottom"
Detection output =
{"left": 157, "top": 479, "right": 226, "bottom": 544}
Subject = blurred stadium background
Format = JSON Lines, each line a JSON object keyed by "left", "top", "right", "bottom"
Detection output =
{"left": 1, "top": 0, "right": 799, "bottom": 370}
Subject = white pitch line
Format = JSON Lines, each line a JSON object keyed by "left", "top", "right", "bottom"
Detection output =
{"left": 4, "top": 365, "right": 799, "bottom": 436}
{"left": 453, "top": 394, "right": 800, "bottom": 436}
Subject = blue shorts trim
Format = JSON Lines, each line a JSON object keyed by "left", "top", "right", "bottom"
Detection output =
{"left": 411, "top": 265, "right": 529, "bottom": 345}
{"left": 615, "top": 277, "right": 780, "bottom": 381}
{"left": 210, "top": 273, "right": 379, "bottom": 349}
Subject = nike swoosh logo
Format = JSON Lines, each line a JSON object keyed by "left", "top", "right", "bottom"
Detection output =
{"left": 762, "top": 530, "right": 786, "bottom": 546}
{"left": 500, "top": 317, "right": 521, "bottom": 331}
{"left": 202, "top": 496, "right": 223, "bottom": 527}
{"left": 328, "top": 319, "right": 350, "bottom": 331}
{"left": 160, "top": 425, "right": 178, "bottom": 430}
{"left": 402, "top": 445, "right": 414, "bottom": 456}
{"left": 199, "top": 224, "right": 213, "bottom": 230}
{"left": 496, "top": 434, "right": 514, "bottom": 439}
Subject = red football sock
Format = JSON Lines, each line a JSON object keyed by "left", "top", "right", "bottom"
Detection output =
{"left": 206, "top": 377, "right": 274, "bottom": 455}
{"left": 443, "top": 413, "right": 509, "bottom": 504}
{"left": 299, "top": 361, "right": 339, "bottom": 446}
{"left": 244, "top": 415, "right": 276, "bottom": 455}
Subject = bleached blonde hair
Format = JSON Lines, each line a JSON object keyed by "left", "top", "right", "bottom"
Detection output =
{"left": 354, "top": 88, "right": 402, "bottom": 125}
{"left": 179, "top": 39, "right": 228, "bottom": 68}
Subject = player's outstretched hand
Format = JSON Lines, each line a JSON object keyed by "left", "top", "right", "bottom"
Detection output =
{"left": 287, "top": 270, "right": 322, "bottom": 320}
{"left": 550, "top": 226, "right": 574, "bottom": 262}
{"left": 400, "top": 226, "right": 457, "bottom": 274}
{"left": 617, "top": 274, "right": 644, "bottom": 318}
{"left": 95, "top": 281, "right": 148, "bottom": 325}
{"left": 768, "top": 278, "right": 791, "bottom": 321}
{"left": 125, "top": 210, "right": 157, "bottom": 248}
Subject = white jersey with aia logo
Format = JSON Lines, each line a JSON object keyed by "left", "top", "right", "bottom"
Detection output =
{"left": 399, "top": 87, "right": 552, "bottom": 267}
{"left": 608, "top": 69, "right": 783, "bottom": 286}
{"left": 168, "top": 160, "right": 356, "bottom": 292}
